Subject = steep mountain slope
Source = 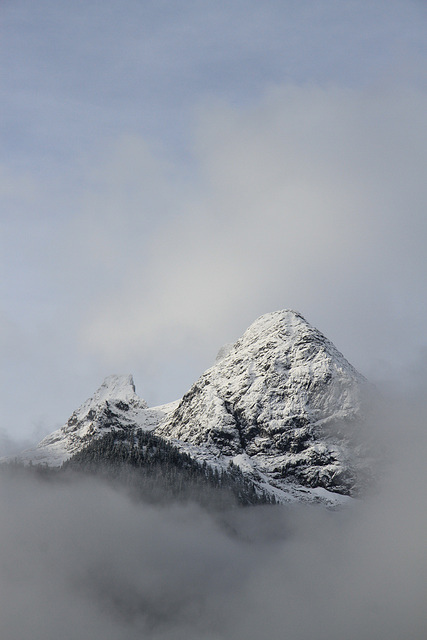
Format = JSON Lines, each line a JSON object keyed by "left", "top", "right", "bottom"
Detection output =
{"left": 11, "top": 311, "right": 374, "bottom": 505}
{"left": 156, "top": 310, "right": 372, "bottom": 501}
{"left": 16, "top": 375, "right": 178, "bottom": 466}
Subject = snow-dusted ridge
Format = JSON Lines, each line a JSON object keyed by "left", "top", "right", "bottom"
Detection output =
{"left": 10, "top": 311, "right": 374, "bottom": 505}
{"left": 15, "top": 375, "right": 179, "bottom": 467}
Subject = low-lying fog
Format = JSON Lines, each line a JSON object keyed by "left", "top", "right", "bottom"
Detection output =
{"left": 0, "top": 386, "right": 426, "bottom": 640}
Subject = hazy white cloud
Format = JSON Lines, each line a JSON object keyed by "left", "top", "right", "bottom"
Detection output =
{"left": 71, "top": 84, "right": 427, "bottom": 392}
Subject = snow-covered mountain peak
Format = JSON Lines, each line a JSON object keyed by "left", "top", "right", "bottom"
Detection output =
{"left": 84, "top": 374, "right": 142, "bottom": 407}
{"left": 10, "top": 310, "right": 375, "bottom": 505}
{"left": 62, "top": 374, "right": 148, "bottom": 430}
{"left": 14, "top": 375, "right": 175, "bottom": 467}
{"left": 242, "top": 308, "right": 306, "bottom": 336}
{"left": 156, "top": 309, "right": 371, "bottom": 499}
{"left": 216, "top": 310, "right": 310, "bottom": 368}
{"left": 222, "top": 309, "right": 358, "bottom": 373}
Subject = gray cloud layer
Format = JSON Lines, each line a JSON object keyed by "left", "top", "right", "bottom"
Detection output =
{"left": 0, "top": 386, "right": 426, "bottom": 639}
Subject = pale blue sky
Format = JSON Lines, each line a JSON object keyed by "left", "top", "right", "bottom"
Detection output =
{"left": 3, "top": 0, "right": 426, "bottom": 170}
{"left": 1, "top": 0, "right": 427, "bottom": 448}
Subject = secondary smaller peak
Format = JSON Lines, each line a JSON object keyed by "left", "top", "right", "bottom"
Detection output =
{"left": 92, "top": 374, "right": 141, "bottom": 405}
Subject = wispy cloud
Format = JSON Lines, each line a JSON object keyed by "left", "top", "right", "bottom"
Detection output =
{"left": 73, "top": 85, "right": 427, "bottom": 388}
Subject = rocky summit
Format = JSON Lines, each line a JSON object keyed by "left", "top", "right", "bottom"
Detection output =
{"left": 14, "top": 311, "right": 374, "bottom": 505}
{"left": 156, "top": 310, "right": 373, "bottom": 503}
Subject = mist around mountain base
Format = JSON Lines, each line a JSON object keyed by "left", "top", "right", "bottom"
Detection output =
{"left": 0, "top": 382, "right": 426, "bottom": 640}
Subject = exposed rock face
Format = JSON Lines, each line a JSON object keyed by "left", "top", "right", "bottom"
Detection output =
{"left": 156, "top": 310, "right": 371, "bottom": 497}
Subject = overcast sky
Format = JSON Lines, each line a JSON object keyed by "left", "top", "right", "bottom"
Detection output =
{"left": 1, "top": 0, "right": 427, "bottom": 446}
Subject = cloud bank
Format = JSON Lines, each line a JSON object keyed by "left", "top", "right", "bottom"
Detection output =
{"left": 75, "top": 85, "right": 427, "bottom": 382}
{"left": 1, "top": 384, "right": 426, "bottom": 640}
